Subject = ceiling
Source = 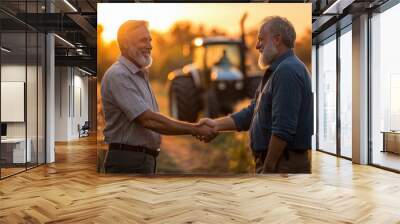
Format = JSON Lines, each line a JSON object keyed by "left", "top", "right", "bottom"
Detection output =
{"left": 0, "top": 0, "right": 395, "bottom": 74}
{"left": 1, "top": 0, "right": 97, "bottom": 74}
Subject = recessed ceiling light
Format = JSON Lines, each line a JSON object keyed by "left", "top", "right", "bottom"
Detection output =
{"left": 54, "top": 34, "right": 75, "bottom": 48}
{"left": 1, "top": 47, "right": 11, "bottom": 53}
{"left": 77, "top": 67, "right": 93, "bottom": 76}
{"left": 63, "top": 0, "right": 78, "bottom": 12}
{"left": 322, "top": 0, "right": 355, "bottom": 15}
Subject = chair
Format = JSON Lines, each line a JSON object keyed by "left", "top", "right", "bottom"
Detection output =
{"left": 78, "top": 121, "right": 90, "bottom": 138}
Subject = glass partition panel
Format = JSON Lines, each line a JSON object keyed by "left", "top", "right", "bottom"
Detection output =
{"left": 317, "top": 35, "right": 337, "bottom": 154}
{"left": 1, "top": 30, "right": 28, "bottom": 177}
{"left": 371, "top": 4, "right": 400, "bottom": 171}
{"left": 339, "top": 28, "right": 352, "bottom": 158}
{"left": 27, "top": 31, "right": 38, "bottom": 169}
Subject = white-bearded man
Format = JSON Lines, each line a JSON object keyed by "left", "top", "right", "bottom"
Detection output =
{"left": 101, "top": 20, "right": 218, "bottom": 174}
{"left": 198, "top": 16, "right": 313, "bottom": 174}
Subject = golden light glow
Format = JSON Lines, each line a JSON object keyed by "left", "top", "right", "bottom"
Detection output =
{"left": 211, "top": 71, "right": 218, "bottom": 80}
{"left": 167, "top": 72, "right": 176, "bottom": 81}
{"left": 194, "top": 38, "right": 203, "bottom": 47}
{"left": 98, "top": 3, "right": 311, "bottom": 43}
{"left": 99, "top": 5, "right": 180, "bottom": 42}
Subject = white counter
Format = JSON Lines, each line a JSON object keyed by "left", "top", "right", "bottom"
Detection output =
{"left": 1, "top": 138, "right": 32, "bottom": 163}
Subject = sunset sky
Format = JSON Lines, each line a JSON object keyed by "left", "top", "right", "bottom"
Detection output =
{"left": 98, "top": 3, "right": 311, "bottom": 42}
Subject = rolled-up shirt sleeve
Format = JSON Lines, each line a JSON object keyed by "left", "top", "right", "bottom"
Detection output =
{"left": 271, "top": 67, "right": 302, "bottom": 143}
{"left": 230, "top": 98, "right": 256, "bottom": 131}
{"left": 108, "top": 73, "right": 150, "bottom": 122}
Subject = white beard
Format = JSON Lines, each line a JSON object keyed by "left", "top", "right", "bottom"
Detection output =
{"left": 140, "top": 55, "right": 153, "bottom": 69}
{"left": 128, "top": 46, "right": 153, "bottom": 68}
{"left": 258, "top": 42, "right": 278, "bottom": 69}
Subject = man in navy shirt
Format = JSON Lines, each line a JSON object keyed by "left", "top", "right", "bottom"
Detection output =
{"left": 199, "top": 16, "right": 313, "bottom": 173}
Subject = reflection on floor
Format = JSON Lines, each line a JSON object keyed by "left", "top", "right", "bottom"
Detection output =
{"left": 0, "top": 167, "right": 25, "bottom": 178}
{"left": 373, "top": 150, "right": 400, "bottom": 171}
{"left": 0, "top": 136, "right": 400, "bottom": 223}
{"left": 0, "top": 163, "right": 44, "bottom": 179}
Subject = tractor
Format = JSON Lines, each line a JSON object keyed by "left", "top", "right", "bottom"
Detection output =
{"left": 167, "top": 14, "right": 262, "bottom": 122}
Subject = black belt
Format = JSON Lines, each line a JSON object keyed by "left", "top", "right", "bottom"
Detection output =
{"left": 109, "top": 143, "right": 160, "bottom": 158}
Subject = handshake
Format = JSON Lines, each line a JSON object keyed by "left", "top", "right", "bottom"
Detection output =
{"left": 191, "top": 118, "right": 219, "bottom": 143}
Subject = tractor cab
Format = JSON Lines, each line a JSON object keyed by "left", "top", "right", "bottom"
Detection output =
{"left": 192, "top": 37, "right": 246, "bottom": 85}
{"left": 168, "top": 36, "right": 261, "bottom": 122}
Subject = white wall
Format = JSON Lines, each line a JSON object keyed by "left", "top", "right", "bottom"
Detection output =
{"left": 55, "top": 66, "right": 69, "bottom": 141}
{"left": 54, "top": 67, "right": 89, "bottom": 141}
{"left": 1, "top": 65, "right": 26, "bottom": 146}
{"left": 1, "top": 65, "right": 36, "bottom": 138}
{"left": 1, "top": 64, "right": 45, "bottom": 163}
{"left": 72, "top": 72, "right": 89, "bottom": 138}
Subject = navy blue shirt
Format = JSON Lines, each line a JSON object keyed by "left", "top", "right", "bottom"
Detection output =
{"left": 231, "top": 50, "right": 313, "bottom": 152}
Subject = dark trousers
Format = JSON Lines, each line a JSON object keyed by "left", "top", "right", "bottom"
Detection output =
{"left": 104, "top": 148, "right": 157, "bottom": 174}
{"left": 253, "top": 149, "right": 311, "bottom": 174}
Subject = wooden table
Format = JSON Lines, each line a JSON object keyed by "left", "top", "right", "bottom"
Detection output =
{"left": 381, "top": 131, "right": 400, "bottom": 154}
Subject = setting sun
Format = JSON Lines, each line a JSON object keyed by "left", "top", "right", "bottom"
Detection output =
{"left": 99, "top": 5, "right": 181, "bottom": 42}
{"left": 98, "top": 3, "right": 311, "bottom": 43}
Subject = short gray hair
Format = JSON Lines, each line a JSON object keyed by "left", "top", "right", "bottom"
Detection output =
{"left": 261, "top": 16, "right": 296, "bottom": 48}
{"left": 117, "top": 20, "right": 148, "bottom": 53}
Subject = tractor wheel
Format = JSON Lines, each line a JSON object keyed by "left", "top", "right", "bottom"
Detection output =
{"left": 245, "top": 76, "right": 262, "bottom": 99}
{"left": 169, "top": 76, "right": 202, "bottom": 122}
{"left": 204, "top": 88, "right": 220, "bottom": 118}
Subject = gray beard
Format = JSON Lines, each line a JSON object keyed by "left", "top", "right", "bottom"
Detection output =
{"left": 258, "top": 54, "right": 268, "bottom": 70}
{"left": 258, "top": 44, "right": 278, "bottom": 69}
{"left": 128, "top": 47, "right": 153, "bottom": 68}
{"left": 143, "top": 56, "right": 153, "bottom": 68}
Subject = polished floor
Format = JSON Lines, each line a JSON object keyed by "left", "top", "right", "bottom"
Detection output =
{"left": 0, "top": 136, "right": 400, "bottom": 223}
{"left": 372, "top": 150, "right": 400, "bottom": 171}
